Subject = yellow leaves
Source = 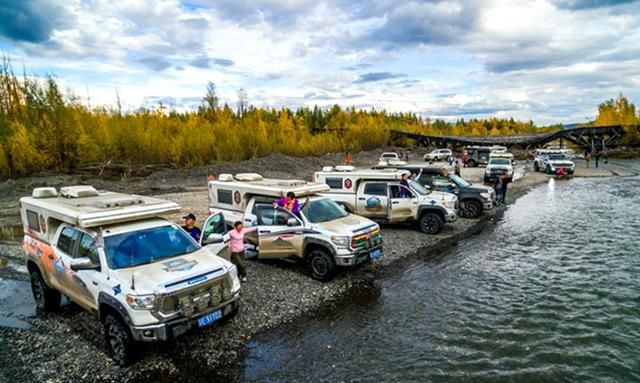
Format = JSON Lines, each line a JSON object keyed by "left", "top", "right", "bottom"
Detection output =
{"left": 7, "top": 121, "right": 44, "bottom": 175}
{"left": 0, "top": 144, "right": 9, "bottom": 178}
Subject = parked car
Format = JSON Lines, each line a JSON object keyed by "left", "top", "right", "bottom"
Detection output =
{"left": 484, "top": 153, "right": 515, "bottom": 182}
{"left": 208, "top": 173, "right": 382, "bottom": 281}
{"left": 314, "top": 166, "right": 458, "bottom": 234}
{"left": 423, "top": 148, "right": 452, "bottom": 161}
{"left": 379, "top": 152, "right": 400, "bottom": 162}
{"left": 463, "top": 146, "right": 493, "bottom": 167}
{"left": 372, "top": 164, "right": 495, "bottom": 218}
{"left": 20, "top": 186, "right": 240, "bottom": 366}
{"left": 534, "top": 151, "right": 575, "bottom": 174}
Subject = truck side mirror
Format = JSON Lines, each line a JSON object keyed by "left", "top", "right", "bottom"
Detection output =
{"left": 70, "top": 257, "right": 99, "bottom": 271}
{"left": 203, "top": 233, "right": 224, "bottom": 245}
{"left": 286, "top": 218, "right": 300, "bottom": 227}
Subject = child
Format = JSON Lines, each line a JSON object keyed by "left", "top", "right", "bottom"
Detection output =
{"left": 227, "top": 221, "right": 257, "bottom": 282}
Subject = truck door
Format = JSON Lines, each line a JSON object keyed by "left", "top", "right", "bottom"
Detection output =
{"left": 53, "top": 227, "right": 98, "bottom": 310}
{"left": 200, "top": 212, "right": 229, "bottom": 257}
{"left": 254, "top": 204, "right": 304, "bottom": 259}
{"left": 387, "top": 184, "right": 418, "bottom": 221}
{"left": 357, "top": 182, "right": 388, "bottom": 219}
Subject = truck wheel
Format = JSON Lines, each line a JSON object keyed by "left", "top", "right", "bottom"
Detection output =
{"left": 467, "top": 159, "right": 477, "bottom": 167}
{"left": 462, "top": 200, "right": 482, "bottom": 219}
{"left": 104, "top": 313, "right": 136, "bottom": 366}
{"left": 30, "top": 270, "right": 61, "bottom": 312}
{"left": 419, "top": 212, "right": 443, "bottom": 234}
{"left": 306, "top": 249, "right": 336, "bottom": 282}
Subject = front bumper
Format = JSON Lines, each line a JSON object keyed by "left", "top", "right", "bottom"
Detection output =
{"left": 483, "top": 201, "right": 493, "bottom": 210}
{"left": 335, "top": 243, "right": 383, "bottom": 266}
{"left": 446, "top": 211, "right": 458, "bottom": 222}
{"left": 129, "top": 293, "right": 240, "bottom": 342}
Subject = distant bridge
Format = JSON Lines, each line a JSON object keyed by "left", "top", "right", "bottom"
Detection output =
{"left": 390, "top": 125, "right": 639, "bottom": 151}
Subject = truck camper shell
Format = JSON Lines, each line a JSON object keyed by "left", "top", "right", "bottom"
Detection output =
{"left": 20, "top": 186, "right": 179, "bottom": 241}
{"left": 209, "top": 173, "right": 330, "bottom": 212}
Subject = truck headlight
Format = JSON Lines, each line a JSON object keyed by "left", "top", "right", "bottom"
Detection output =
{"left": 480, "top": 192, "right": 490, "bottom": 200}
{"left": 126, "top": 294, "right": 155, "bottom": 310}
{"left": 228, "top": 264, "right": 241, "bottom": 292}
{"left": 331, "top": 235, "right": 350, "bottom": 247}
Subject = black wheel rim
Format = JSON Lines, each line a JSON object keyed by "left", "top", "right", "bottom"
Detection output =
{"left": 31, "top": 277, "right": 45, "bottom": 309}
{"left": 108, "top": 321, "right": 127, "bottom": 363}
{"left": 464, "top": 203, "right": 480, "bottom": 218}
{"left": 312, "top": 256, "right": 328, "bottom": 277}
{"left": 422, "top": 216, "right": 440, "bottom": 234}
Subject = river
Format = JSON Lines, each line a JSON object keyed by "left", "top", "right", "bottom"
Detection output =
{"left": 236, "top": 163, "right": 640, "bottom": 382}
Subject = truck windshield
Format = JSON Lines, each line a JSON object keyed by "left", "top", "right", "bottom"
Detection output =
{"left": 409, "top": 181, "right": 431, "bottom": 195}
{"left": 301, "top": 198, "right": 348, "bottom": 223}
{"left": 490, "top": 159, "right": 511, "bottom": 165}
{"left": 104, "top": 225, "right": 199, "bottom": 269}
{"left": 451, "top": 175, "right": 470, "bottom": 187}
{"left": 549, "top": 155, "right": 566, "bottom": 160}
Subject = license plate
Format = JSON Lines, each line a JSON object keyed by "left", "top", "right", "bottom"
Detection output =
{"left": 197, "top": 310, "right": 222, "bottom": 328}
{"left": 370, "top": 249, "right": 381, "bottom": 260}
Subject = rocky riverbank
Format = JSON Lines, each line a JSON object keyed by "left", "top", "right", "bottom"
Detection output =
{"left": 0, "top": 152, "right": 636, "bottom": 383}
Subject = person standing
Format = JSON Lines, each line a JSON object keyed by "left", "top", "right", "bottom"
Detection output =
{"left": 595, "top": 151, "right": 601, "bottom": 168}
{"left": 499, "top": 174, "right": 510, "bottom": 204}
{"left": 227, "top": 221, "right": 257, "bottom": 282}
{"left": 344, "top": 151, "right": 353, "bottom": 165}
{"left": 181, "top": 213, "right": 201, "bottom": 241}
{"left": 585, "top": 151, "right": 591, "bottom": 168}
{"left": 462, "top": 153, "right": 469, "bottom": 167}
{"left": 494, "top": 176, "right": 503, "bottom": 206}
{"left": 454, "top": 160, "right": 461, "bottom": 177}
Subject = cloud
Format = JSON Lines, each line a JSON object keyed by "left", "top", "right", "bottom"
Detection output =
{"left": 137, "top": 56, "right": 172, "bottom": 71}
{"left": 552, "top": 0, "right": 639, "bottom": 9}
{"left": 354, "top": 72, "right": 407, "bottom": 83}
{"left": 0, "top": 0, "right": 69, "bottom": 43}
{"left": 189, "top": 57, "right": 235, "bottom": 68}
{"left": 213, "top": 58, "right": 234, "bottom": 66}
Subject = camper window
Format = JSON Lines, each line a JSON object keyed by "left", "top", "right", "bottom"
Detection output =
{"left": 325, "top": 177, "right": 343, "bottom": 189}
{"left": 218, "top": 189, "right": 233, "bottom": 205}
{"left": 26, "top": 210, "right": 40, "bottom": 232}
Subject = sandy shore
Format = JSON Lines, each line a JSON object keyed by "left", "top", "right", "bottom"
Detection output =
{"left": 0, "top": 151, "right": 636, "bottom": 382}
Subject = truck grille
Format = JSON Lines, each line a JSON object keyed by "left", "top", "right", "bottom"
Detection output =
{"left": 351, "top": 228, "right": 382, "bottom": 250}
{"left": 155, "top": 276, "right": 233, "bottom": 319}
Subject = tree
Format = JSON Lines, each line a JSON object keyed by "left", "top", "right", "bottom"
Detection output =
{"left": 203, "top": 81, "right": 219, "bottom": 112}
{"left": 237, "top": 88, "right": 248, "bottom": 117}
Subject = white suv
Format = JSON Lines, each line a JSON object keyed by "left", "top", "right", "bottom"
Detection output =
{"left": 424, "top": 148, "right": 452, "bottom": 161}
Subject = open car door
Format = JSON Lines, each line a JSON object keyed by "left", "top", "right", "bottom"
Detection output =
{"left": 200, "top": 212, "right": 229, "bottom": 257}
{"left": 254, "top": 204, "right": 304, "bottom": 260}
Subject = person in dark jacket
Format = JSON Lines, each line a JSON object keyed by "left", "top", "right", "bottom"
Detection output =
{"left": 182, "top": 213, "right": 201, "bottom": 241}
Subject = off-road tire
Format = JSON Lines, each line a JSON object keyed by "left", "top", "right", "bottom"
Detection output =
{"left": 306, "top": 248, "right": 336, "bottom": 282}
{"left": 104, "top": 313, "right": 137, "bottom": 366}
{"left": 419, "top": 212, "right": 444, "bottom": 234}
{"left": 467, "top": 159, "right": 477, "bottom": 167}
{"left": 30, "top": 270, "right": 61, "bottom": 312}
{"left": 461, "top": 200, "right": 482, "bottom": 219}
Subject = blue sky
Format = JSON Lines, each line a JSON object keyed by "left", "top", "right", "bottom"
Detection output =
{"left": 1, "top": 0, "right": 639, "bottom": 125}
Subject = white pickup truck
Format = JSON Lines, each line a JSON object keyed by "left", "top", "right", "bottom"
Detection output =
{"left": 208, "top": 173, "right": 383, "bottom": 281}
{"left": 314, "top": 167, "right": 458, "bottom": 234}
{"left": 20, "top": 186, "right": 240, "bottom": 366}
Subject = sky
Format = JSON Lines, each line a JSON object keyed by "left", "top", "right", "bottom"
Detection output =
{"left": 1, "top": 0, "right": 639, "bottom": 125}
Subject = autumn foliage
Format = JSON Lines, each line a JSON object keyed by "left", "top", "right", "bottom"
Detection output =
{"left": 594, "top": 94, "right": 640, "bottom": 145}
{"left": 0, "top": 59, "right": 612, "bottom": 179}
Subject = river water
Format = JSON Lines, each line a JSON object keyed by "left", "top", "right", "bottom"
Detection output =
{"left": 238, "top": 164, "right": 640, "bottom": 382}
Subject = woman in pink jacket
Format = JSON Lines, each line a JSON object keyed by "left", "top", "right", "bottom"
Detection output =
{"left": 227, "top": 221, "right": 257, "bottom": 282}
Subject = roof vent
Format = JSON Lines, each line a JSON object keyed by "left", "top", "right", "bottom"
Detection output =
{"left": 218, "top": 174, "right": 234, "bottom": 182}
{"left": 90, "top": 195, "right": 144, "bottom": 208}
{"left": 32, "top": 187, "right": 58, "bottom": 198}
{"left": 60, "top": 186, "right": 99, "bottom": 198}
{"left": 321, "top": 166, "right": 334, "bottom": 172}
{"left": 235, "top": 173, "right": 263, "bottom": 182}
{"left": 334, "top": 165, "right": 355, "bottom": 172}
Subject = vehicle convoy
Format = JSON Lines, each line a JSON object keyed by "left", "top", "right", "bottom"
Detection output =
{"left": 484, "top": 153, "right": 515, "bottom": 183}
{"left": 20, "top": 186, "right": 240, "bottom": 366}
{"left": 372, "top": 164, "right": 495, "bottom": 219}
{"left": 533, "top": 150, "right": 575, "bottom": 174}
{"left": 208, "top": 173, "right": 382, "bottom": 281}
{"left": 423, "top": 148, "right": 452, "bottom": 161}
{"left": 314, "top": 166, "right": 458, "bottom": 234}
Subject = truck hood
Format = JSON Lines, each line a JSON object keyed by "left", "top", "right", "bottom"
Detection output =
{"left": 467, "top": 184, "right": 494, "bottom": 193}
{"left": 487, "top": 165, "right": 512, "bottom": 171}
{"left": 424, "top": 191, "right": 457, "bottom": 203}
{"left": 314, "top": 214, "right": 378, "bottom": 235}
{"left": 548, "top": 160, "right": 574, "bottom": 167}
{"left": 110, "top": 247, "right": 232, "bottom": 295}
